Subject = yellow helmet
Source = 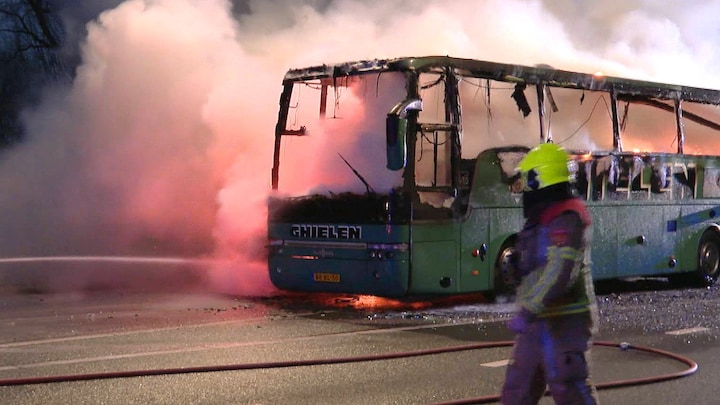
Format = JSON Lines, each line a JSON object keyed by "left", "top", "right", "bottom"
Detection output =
{"left": 517, "top": 143, "right": 575, "bottom": 191}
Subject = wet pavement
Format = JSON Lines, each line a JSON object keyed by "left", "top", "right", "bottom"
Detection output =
{"left": 0, "top": 278, "right": 718, "bottom": 404}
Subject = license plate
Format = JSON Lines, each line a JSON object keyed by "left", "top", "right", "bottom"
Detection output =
{"left": 313, "top": 272, "right": 340, "bottom": 283}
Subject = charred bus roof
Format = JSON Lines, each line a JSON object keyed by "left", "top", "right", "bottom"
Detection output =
{"left": 282, "top": 55, "right": 720, "bottom": 105}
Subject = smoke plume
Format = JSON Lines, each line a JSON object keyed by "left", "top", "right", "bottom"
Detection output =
{"left": 1, "top": 0, "right": 718, "bottom": 295}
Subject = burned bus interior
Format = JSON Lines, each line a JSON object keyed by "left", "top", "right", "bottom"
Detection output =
{"left": 270, "top": 56, "right": 720, "bottom": 221}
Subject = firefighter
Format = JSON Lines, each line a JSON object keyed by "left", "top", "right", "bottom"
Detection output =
{"left": 501, "top": 143, "right": 600, "bottom": 405}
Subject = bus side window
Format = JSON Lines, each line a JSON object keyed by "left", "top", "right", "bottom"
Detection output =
{"left": 629, "top": 156, "right": 646, "bottom": 193}
{"left": 614, "top": 157, "right": 631, "bottom": 193}
{"left": 459, "top": 158, "right": 476, "bottom": 190}
{"left": 617, "top": 155, "right": 649, "bottom": 200}
{"left": 702, "top": 168, "right": 720, "bottom": 198}
{"left": 673, "top": 163, "right": 695, "bottom": 199}
{"left": 592, "top": 155, "right": 617, "bottom": 201}
{"left": 496, "top": 150, "right": 526, "bottom": 196}
{"left": 575, "top": 159, "right": 590, "bottom": 200}
{"left": 650, "top": 163, "right": 671, "bottom": 194}
{"left": 603, "top": 156, "right": 632, "bottom": 201}
{"left": 454, "top": 158, "right": 477, "bottom": 214}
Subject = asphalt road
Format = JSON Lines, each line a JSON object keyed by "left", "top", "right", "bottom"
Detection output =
{"left": 0, "top": 278, "right": 718, "bottom": 405}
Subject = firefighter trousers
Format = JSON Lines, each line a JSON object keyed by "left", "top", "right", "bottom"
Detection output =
{"left": 501, "top": 313, "right": 599, "bottom": 405}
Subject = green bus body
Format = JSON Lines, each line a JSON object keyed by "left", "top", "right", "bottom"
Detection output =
{"left": 268, "top": 56, "right": 720, "bottom": 297}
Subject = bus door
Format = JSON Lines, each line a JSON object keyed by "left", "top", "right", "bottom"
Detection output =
{"left": 407, "top": 71, "right": 464, "bottom": 294}
{"left": 408, "top": 126, "right": 461, "bottom": 293}
{"left": 459, "top": 149, "right": 526, "bottom": 292}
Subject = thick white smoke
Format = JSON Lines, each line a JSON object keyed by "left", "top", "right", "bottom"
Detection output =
{"left": 2, "top": 0, "right": 719, "bottom": 295}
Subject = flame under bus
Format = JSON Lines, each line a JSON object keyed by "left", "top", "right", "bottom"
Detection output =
{"left": 268, "top": 56, "right": 720, "bottom": 297}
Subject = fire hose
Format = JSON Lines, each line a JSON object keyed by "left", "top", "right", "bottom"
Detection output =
{"left": 0, "top": 340, "right": 697, "bottom": 404}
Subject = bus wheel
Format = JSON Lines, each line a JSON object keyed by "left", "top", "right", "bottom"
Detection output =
{"left": 493, "top": 239, "right": 517, "bottom": 300}
{"left": 697, "top": 229, "right": 720, "bottom": 287}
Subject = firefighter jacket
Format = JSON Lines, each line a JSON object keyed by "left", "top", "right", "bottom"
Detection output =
{"left": 514, "top": 198, "right": 596, "bottom": 319}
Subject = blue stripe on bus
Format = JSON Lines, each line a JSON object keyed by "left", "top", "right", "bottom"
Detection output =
{"left": 677, "top": 205, "right": 720, "bottom": 228}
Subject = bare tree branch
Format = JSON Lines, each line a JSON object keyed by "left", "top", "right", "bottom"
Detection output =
{"left": 0, "top": 0, "right": 60, "bottom": 55}
{"left": 26, "top": 0, "right": 59, "bottom": 48}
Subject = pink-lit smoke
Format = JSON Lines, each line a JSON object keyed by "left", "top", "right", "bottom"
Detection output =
{"left": 2, "top": 0, "right": 719, "bottom": 295}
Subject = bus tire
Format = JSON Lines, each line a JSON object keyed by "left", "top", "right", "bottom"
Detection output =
{"left": 492, "top": 238, "right": 517, "bottom": 300}
{"left": 696, "top": 229, "right": 720, "bottom": 287}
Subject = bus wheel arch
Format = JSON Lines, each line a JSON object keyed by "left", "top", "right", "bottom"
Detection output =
{"left": 492, "top": 236, "right": 517, "bottom": 299}
{"left": 696, "top": 227, "right": 720, "bottom": 287}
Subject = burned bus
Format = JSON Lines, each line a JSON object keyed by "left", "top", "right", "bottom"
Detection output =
{"left": 267, "top": 56, "right": 720, "bottom": 297}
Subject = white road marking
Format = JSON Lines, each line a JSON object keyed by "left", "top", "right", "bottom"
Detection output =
{"left": 666, "top": 327, "right": 710, "bottom": 336}
{"left": 0, "top": 319, "right": 490, "bottom": 371}
{"left": 482, "top": 359, "right": 510, "bottom": 368}
{"left": 0, "top": 316, "right": 278, "bottom": 349}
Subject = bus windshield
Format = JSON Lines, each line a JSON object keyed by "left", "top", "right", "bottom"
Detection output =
{"left": 275, "top": 71, "right": 405, "bottom": 197}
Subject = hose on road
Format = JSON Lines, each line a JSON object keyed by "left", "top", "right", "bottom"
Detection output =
{"left": 0, "top": 340, "right": 698, "bottom": 404}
